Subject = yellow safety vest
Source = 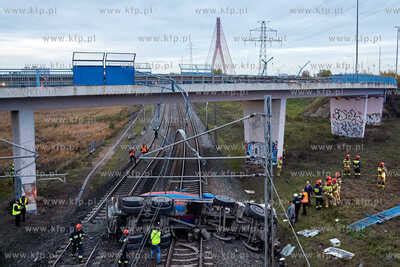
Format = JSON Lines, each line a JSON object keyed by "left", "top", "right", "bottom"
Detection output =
{"left": 12, "top": 203, "right": 21, "bottom": 216}
{"left": 151, "top": 229, "right": 161, "bottom": 245}
{"left": 19, "top": 197, "right": 28, "bottom": 206}
{"left": 277, "top": 159, "right": 283, "bottom": 169}
{"left": 343, "top": 159, "right": 351, "bottom": 168}
{"left": 378, "top": 167, "right": 386, "bottom": 179}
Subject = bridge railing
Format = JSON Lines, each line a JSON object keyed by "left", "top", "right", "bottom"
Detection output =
{"left": 0, "top": 68, "right": 73, "bottom": 88}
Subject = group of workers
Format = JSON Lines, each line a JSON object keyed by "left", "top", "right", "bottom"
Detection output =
{"left": 128, "top": 144, "right": 149, "bottom": 163}
{"left": 118, "top": 222, "right": 161, "bottom": 266}
{"left": 67, "top": 221, "right": 162, "bottom": 265}
{"left": 11, "top": 196, "right": 28, "bottom": 227}
{"left": 286, "top": 153, "right": 388, "bottom": 225}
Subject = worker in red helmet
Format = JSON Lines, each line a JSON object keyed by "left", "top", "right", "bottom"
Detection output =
{"left": 343, "top": 154, "right": 351, "bottom": 177}
{"left": 314, "top": 180, "right": 323, "bottom": 210}
{"left": 323, "top": 180, "right": 334, "bottom": 208}
{"left": 353, "top": 154, "right": 361, "bottom": 178}
{"left": 277, "top": 156, "right": 283, "bottom": 177}
{"left": 69, "top": 223, "right": 85, "bottom": 263}
{"left": 129, "top": 147, "right": 136, "bottom": 164}
{"left": 377, "top": 161, "right": 386, "bottom": 189}
{"left": 118, "top": 229, "right": 129, "bottom": 267}
{"left": 326, "top": 176, "right": 332, "bottom": 182}
{"left": 332, "top": 178, "right": 340, "bottom": 206}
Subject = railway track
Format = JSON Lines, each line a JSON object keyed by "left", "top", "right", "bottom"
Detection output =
{"left": 49, "top": 105, "right": 174, "bottom": 266}
{"left": 166, "top": 238, "right": 213, "bottom": 267}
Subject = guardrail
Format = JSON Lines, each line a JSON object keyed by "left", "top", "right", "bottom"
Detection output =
{"left": 0, "top": 68, "right": 396, "bottom": 88}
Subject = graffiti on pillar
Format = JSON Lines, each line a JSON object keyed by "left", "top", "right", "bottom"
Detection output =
{"left": 331, "top": 108, "right": 364, "bottom": 138}
{"left": 366, "top": 112, "right": 381, "bottom": 125}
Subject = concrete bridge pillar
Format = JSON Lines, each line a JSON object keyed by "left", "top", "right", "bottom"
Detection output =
{"left": 11, "top": 108, "right": 37, "bottom": 213}
{"left": 243, "top": 98, "right": 286, "bottom": 160}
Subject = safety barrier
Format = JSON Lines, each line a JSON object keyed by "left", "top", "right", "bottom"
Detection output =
{"left": 329, "top": 74, "right": 397, "bottom": 86}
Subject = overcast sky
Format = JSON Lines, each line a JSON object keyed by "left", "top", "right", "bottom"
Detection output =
{"left": 0, "top": 0, "right": 399, "bottom": 75}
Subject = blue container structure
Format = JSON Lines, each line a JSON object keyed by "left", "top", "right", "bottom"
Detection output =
{"left": 105, "top": 53, "right": 136, "bottom": 85}
{"left": 348, "top": 204, "right": 400, "bottom": 231}
{"left": 72, "top": 51, "right": 136, "bottom": 86}
{"left": 72, "top": 52, "right": 105, "bottom": 86}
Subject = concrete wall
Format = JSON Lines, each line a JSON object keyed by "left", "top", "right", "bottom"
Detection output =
{"left": 330, "top": 97, "right": 367, "bottom": 138}
{"left": 366, "top": 96, "right": 384, "bottom": 126}
{"left": 11, "top": 109, "right": 37, "bottom": 213}
{"left": 242, "top": 98, "right": 286, "bottom": 160}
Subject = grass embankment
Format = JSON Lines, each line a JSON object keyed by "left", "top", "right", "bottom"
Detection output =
{"left": 0, "top": 106, "right": 140, "bottom": 203}
{"left": 195, "top": 99, "right": 400, "bottom": 267}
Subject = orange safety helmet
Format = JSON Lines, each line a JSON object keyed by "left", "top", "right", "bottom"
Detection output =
{"left": 355, "top": 154, "right": 360, "bottom": 160}
{"left": 75, "top": 223, "right": 82, "bottom": 231}
{"left": 332, "top": 178, "right": 337, "bottom": 184}
{"left": 326, "top": 176, "right": 332, "bottom": 181}
{"left": 327, "top": 180, "right": 332, "bottom": 186}
{"left": 123, "top": 228, "right": 129, "bottom": 236}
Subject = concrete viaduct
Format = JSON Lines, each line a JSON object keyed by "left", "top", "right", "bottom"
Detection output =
{"left": 0, "top": 76, "right": 397, "bottom": 212}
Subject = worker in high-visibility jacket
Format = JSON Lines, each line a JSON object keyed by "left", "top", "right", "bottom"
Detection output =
{"left": 314, "top": 180, "right": 323, "bottom": 210}
{"left": 69, "top": 223, "right": 84, "bottom": 263}
{"left": 150, "top": 222, "right": 161, "bottom": 264}
{"left": 300, "top": 190, "right": 309, "bottom": 216}
{"left": 276, "top": 156, "right": 283, "bottom": 177}
{"left": 353, "top": 154, "right": 361, "bottom": 178}
{"left": 332, "top": 178, "right": 340, "bottom": 206}
{"left": 129, "top": 147, "right": 136, "bottom": 164}
{"left": 343, "top": 154, "right": 351, "bottom": 177}
{"left": 12, "top": 199, "right": 22, "bottom": 227}
{"left": 377, "top": 162, "right": 386, "bottom": 189}
{"left": 18, "top": 196, "right": 28, "bottom": 222}
{"left": 140, "top": 144, "right": 149, "bottom": 154}
{"left": 323, "top": 180, "right": 334, "bottom": 208}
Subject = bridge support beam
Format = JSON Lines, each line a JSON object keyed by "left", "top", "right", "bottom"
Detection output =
{"left": 11, "top": 108, "right": 37, "bottom": 213}
{"left": 243, "top": 98, "right": 286, "bottom": 161}
{"left": 330, "top": 96, "right": 368, "bottom": 138}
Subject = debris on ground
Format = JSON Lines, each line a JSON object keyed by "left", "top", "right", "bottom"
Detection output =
{"left": 323, "top": 247, "right": 354, "bottom": 260}
{"left": 329, "top": 238, "right": 341, "bottom": 247}
{"left": 281, "top": 244, "right": 295, "bottom": 257}
{"left": 244, "top": 189, "right": 255, "bottom": 194}
{"left": 297, "top": 229, "right": 320, "bottom": 237}
{"left": 348, "top": 204, "right": 400, "bottom": 231}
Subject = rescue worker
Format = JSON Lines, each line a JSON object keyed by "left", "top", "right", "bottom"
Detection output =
{"left": 353, "top": 154, "right": 361, "bottom": 178}
{"left": 332, "top": 178, "right": 340, "bottom": 206}
{"left": 323, "top": 180, "right": 334, "bottom": 208}
{"left": 292, "top": 193, "right": 301, "bottom": 222}
{"left": 12, "top": 199, "right": 22, "bottom": 227}
{"left": 286, "top": 201, "right": 296, "bottom": 225}
{"left": 314, "top": 180, "right": 323, "bottom": 210}
{"left": 118, "top": 229, "right": 129, "bottom": 267}
{"left": 343, "top": 154, "right": 352, "bottom": 177}
{"left": 276, "top": 157, "right": 283, "bottom": 177}
{"left": 304, "top": 181, "right": 313, "bottom": 207}
{"left": 69, "top": 223, "right": 84, "bottom": 263}
{"left": 129, "top": 147, "right": 136, "bottom": 164}
{"left": 18, "top": 195, "right": 28, "bottom": 222}
{"left": 377, "top": 161, "right": 386, "bottom": 189}
{"left": 140, "top": 144, "right": 149, "bottom": 154}
{"left": 300, "top": 190, "right": 309, "bottom": 216}
{"left": 150, "top": 222, "right": 161, "bottom": 264}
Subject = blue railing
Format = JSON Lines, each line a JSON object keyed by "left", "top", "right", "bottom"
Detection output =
{"left": 329, "top": 74, "right": 397, "bottom": 86}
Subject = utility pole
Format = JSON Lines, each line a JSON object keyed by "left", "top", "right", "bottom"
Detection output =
{"left": 263, "top": 96, "right": 274, "bottom": 267}
{"left": 355, "top": 0, "right": 359, "bottom": 75}
{"left": 395, "top": 26, "right": 400, "bottom": 75}
{"left": 244, "top": 21, "right": 283, "bottom": 76}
